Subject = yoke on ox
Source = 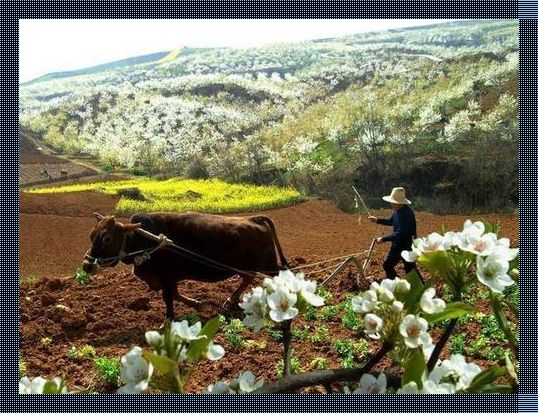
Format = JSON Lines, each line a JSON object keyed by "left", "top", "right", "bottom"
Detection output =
{"left": 82, "top": 211, "right": 289, "bottom": 320}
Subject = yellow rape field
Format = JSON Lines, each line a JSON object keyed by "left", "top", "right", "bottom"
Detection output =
{"left": 26, "top": 178, "right": 304, "bottom": 214}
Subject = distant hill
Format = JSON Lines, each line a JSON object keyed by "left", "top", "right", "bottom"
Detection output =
{"left": 21, "top": 51, "right": 170, "bottom": 85}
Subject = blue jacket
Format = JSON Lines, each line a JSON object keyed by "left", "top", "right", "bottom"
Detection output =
{"left": 377, "top": 206, "right": 417, "bottom": 249}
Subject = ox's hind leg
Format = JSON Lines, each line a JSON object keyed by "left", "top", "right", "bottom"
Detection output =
{"left": 175, "top": 283, "right": 202, "bottom": 308}
{"left": 224, "top": 275, "right": 255, "bottom": 308}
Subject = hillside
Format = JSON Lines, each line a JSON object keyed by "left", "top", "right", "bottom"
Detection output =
{"left": 19, "top": 19, "right": 518, "bottom": 213}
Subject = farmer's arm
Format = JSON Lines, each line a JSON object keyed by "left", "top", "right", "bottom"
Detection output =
{"left": 376, "top": 215, "right": 393, "bottom": 226}
{"left": 381, "top": 210, "right": 414, "bottom": 243}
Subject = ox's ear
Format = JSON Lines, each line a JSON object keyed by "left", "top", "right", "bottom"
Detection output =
{"left": 121, "top": 222, "right": 142, "bottom": 233}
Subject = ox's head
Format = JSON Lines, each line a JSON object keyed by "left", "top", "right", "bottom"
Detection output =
{"left": 81, "top": 213, "right": 141, "bottom": 274}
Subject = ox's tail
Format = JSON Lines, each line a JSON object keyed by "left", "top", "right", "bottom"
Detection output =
{"left": 252, "top": 216, "right": 289, "bottom": 270}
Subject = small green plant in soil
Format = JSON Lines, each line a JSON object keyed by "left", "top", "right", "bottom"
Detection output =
{"left": 450, "top": 333, "right": 466, "bottom": 354}
{"left": 94, "top": 357, "right": 121, "bottom": 386}
{"left": 41, "top": 337, "right": 52, "bottom": 346}
{"left": 291, "top": 326, "right": 311, "bottom": 342}
{"left": 481, "top": 315, "right": 507, "bottom": 342}
{"left": 68, "top": 344, "right": 96, "bottom": 360}
{"left": 304, "top": 306, "right": 318, "bottom": 321}
{"left": 224, "top": 318, "right": 247, "bottom": 348}
{"left": 74, "top": 268, "right": 91, "bottom": 285}
{"left": 20, "top": 274, "right": 40, "bottom": 287}
{"left": 316, "top": 286, "right": 333, "bottom": 302}
{"left": 469, "top": 335, "right": 489, "bottom": 357}
{"left": 266, "top": 325, "right": 283, "bottom": 341}
{"left": 67, "top": 346, "right": 78, "bottom": 360}
{"left": 310, "top": 357, "right": 329, "bottom": 370}
{"left": 341, "top": 299, "right": 363, "bottom": 332}
{"left": 320, "top": 304, "right": 340, "bottom": 321}
{"left": 310, "top": 325, "right": 329, "bottom": 344}
{"left": 276, "top": 351, "right": 303, "bottom": 378}
{"left": 333, "top": 338, "right": 368, "bottom": 368}
{"left": 19, "top": 354, "right": 26, "bottom": 378}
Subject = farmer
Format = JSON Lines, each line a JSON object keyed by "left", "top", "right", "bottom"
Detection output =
{"left": 368, "top": 187, "right": 418, "bottom": 280}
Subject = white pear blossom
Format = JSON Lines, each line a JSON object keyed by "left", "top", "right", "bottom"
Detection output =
{"left": 402, "top": 233, "right": 446, "bottom": 262}
{"left": 206, "top": 341, "right": 225, "bottom": 361}
{"left": 299, "top": 278, "right": 325, "bottom": 307}
{"left": 145, "top": 331, "right": 163, "bottom": 348}
{"left": 460, "top": 232, "right": 498, "bottom": 256}
{"left": 352, "top": 290, "right": 378, "bottom": 313}
{"left": 267, "top": 288, "right": 299, "bottom": 322}
{"left": 399, "top": 315, "right": 430, "bottom": 349}
{"left": 391, "top": 300, "right": 404, "bottom": 313}
{"left": 352, "top": 373, "right": 387, "bottom": 394}
{"left": 171, "top": 320, "right": 203, "bottom": 341}
{"left": 19, "top": 377, "right": 47, "bottom": 394}
{"left": 422, "top": 378, "right": 456, "bottom": 394}
{"left": 118, "top": 346, "right": 154, "bottom": 394}
{"left": 240, "top": 286, "right": 268, "bottom": 332}
{"left": 396, "top": 381, "right": 420, "bottom": 394}
{"left": 205, "top": 381, "right": 231, "bottom": 394}
{"left": 421, "top": 333, "right": 435, "bottom": 360}
{"left": 442, "top": 231, "right": 464, "bottom": 249}
{"left": 441, "top": 354, "right": 481, "bottom": 390}
{"left": 420, "top": 288, "right": 446, "bottom": 314}
{"left": 205, "top": 371, "right": 264, "bottom": 394}
{"left": 476, "top": 251, "right": 514, "bottom": 293}
{"left": 19, "top": 377, "right": 67, "bottom": 394}
{"left": 395, "top": 279, "right": 411, "bottom": 294}
{"left": 364, "top": 313, "right": 384, "bottom": 339}
{"left": 401, "top": 250, "right": 418, "bottom": 263}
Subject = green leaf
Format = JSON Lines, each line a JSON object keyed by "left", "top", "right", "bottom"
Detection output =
{"left": 402, "top": 270, "right": 425, "bottom": 310}
{"left": 465, "top": 365, "right": 507, "bottom": 393}
{"left": 186, "top": 316, "right": 221, "bottom": 362}
{"left": 505, "top": 353, "right": 519, "bottom": 385}
{"left": 143, "top": 350, "right": 178, "bottom": 376}
{"left": 490, "top": 292, "right": 518, "bottom": 353}
{"left": 423, "top": 302, "right": 475, "bottom": 324}
{"left": 402, "top": 349, "right": 426, "bottom": 388}
{"left": 417, "top": 250, "right": 452, "bottom": 277}
{"left": 42, "top": 380, "right": 60, "bottom": 394}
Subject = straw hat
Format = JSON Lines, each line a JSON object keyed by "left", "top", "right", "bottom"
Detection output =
{"left": 382, "top": 187, "right": 411, "bottom": 205}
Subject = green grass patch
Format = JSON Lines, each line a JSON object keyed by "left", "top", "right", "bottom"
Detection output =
{"left": 94, "top": 357, "right": 121, "bottom": 386}
{"left": 26, "top": 178, "right": 303, "bottom": 214}
{"left": 19, "top": 354, "right": 27, "bottom": 378}
{"left": 20, "top": 274, "right": 40, "bottom": 287}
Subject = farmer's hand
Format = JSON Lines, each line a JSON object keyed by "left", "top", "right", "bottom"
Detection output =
{"left": 376, "top": 237, "right": 384, "bottom": 243}
{"left": 368, "top": 215, "right": 377, "bottom": 223}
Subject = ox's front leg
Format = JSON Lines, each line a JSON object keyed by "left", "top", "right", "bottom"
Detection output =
{"left": 224, "top": 275, "right": 255, "bottom": 308}
{"left": 162, "top": 281, "right": 175, "bottom": 321}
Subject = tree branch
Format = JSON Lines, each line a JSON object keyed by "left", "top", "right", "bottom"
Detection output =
{"left": 253, "top": 342, "right": 391, "bottom": 394}
{"left": 281, "top": 320, "right": 293, "bottom": 377}
{"left": 427, "top": 318, "right": 457, "bottom": 371}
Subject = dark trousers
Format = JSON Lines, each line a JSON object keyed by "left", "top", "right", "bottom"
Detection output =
{"left": 383, "top": 245, "right": 417, "bottom": 280}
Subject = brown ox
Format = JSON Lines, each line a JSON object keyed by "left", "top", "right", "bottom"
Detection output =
{"left": 81, "top": 212, "right": 288, "bottom": 320}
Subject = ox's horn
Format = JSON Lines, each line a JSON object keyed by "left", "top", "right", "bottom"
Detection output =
{"left": 93, "top": 212, "right": 104, "bottom": 220}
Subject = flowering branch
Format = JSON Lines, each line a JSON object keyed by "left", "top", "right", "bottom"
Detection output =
{"left": 252, "top": 342, "right": 391, "bottom": 394}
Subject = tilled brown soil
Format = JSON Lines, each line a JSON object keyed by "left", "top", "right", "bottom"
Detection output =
{"left": 19, "top": 193, "right": 518, "bottom": 393}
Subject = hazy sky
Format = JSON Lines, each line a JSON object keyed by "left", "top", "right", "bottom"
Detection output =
{"left": 19, "top": 19, "right": 460, "bottom": 82}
